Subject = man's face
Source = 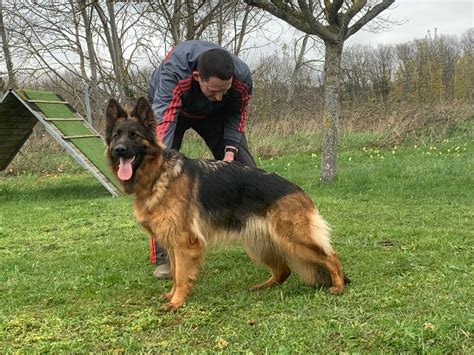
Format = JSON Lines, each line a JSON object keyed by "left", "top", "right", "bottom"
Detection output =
{"left": 193, "top": 71, "right": 232, "bottom": 102}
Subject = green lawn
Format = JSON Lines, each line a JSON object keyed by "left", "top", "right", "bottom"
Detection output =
{"left": 0, "top": 129, "right": 473, "bottom": 352}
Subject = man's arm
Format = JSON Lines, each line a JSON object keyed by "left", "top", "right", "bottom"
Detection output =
{"left": 223, "top": 78, "right": 252, "bottom": 161}
{"left": 149, "top": 67, "right": 191, "bottom": 148}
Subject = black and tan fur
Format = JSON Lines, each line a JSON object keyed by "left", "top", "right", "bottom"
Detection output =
{"left": 106, "top": 97, "right": 348, "bottom": 311}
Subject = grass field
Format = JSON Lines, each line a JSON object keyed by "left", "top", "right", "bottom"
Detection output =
{"left": 0, "top": 124, "right": 473, "bottom": 352}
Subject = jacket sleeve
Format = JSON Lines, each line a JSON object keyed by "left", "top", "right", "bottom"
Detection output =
{"left": 149, "top": 66, "right": 184, "bottom": 148}
{"left": 223, "top": 76, "right": 252, "bottom": 147}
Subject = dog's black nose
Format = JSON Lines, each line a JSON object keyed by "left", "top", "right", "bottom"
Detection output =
{"left": 114, "top": 144, "right": 128, "bottom": 155}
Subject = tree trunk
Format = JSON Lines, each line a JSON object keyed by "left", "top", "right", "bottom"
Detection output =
{"left": 0, "top": 0, "right": 16, "bottom": 88}
{"left": 106, "top": 1, "right": 127, "bottom": 101}
{"left": 216, "top": 4, "right": 224, "bottom": 46}
{"left": 171, "top": 1, "right": 182, "bottom": 44}
{"left": 320, "top": 41, "right": 343, "bottom": 184}
{"left": 185, "top": 0, "right": 196, "bottom": 40}
{"left": 234, "top": 6, "right": 250, "bottom": 56}
{"left": 287, "top": 34, "right": 309, "bottom": 103}
{"left": 94, "top": 2, "right": 126, "bottom": 101}
{"left": 70, "top": 0, "right": 87, "bottom": 79}
{"left": 79, "top": 0, "right": 99, "bottom": 121}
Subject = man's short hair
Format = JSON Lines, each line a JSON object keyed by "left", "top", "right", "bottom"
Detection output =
{"left": 197, "top": 48, "right": 234, "bottom": 81}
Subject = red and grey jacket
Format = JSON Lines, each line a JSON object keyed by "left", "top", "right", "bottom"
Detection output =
{"left": 148, "top": 40, "right": 252, "bottom": 149}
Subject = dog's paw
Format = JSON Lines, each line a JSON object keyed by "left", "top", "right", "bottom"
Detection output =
{"left": 250, "top": 283, "right": 267, "bottom": 291}
{"left": 328, "top": 286, "right": 344, "bottom": 295}
{"left": 161, "top": 301, "right": 183, "bottom": 311}
{"left": 160, "top": 292, "right": 173, "bottom": 300}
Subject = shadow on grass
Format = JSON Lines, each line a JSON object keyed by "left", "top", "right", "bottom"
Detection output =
{"left": 1, "top": 178, "right": 113, "bottom": 203}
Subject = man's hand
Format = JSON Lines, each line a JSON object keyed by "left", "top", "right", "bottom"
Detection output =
{"left": 223, "top": 151, "right": 235, "bottom": 161}
{"left": 223, "top": 146, "right": 237, "bottom": 161}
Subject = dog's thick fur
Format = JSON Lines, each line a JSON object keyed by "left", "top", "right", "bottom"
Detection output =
{"left": 106, "top": 97, "right": 347, "bottom": 311}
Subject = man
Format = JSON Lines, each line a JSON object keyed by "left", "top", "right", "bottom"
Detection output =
{"left": 148, "top": 40, "right": 256, "bottom": 279}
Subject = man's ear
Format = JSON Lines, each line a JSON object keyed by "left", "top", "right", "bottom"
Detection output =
{"left": 192, "top": 71, "right": 200, "bottom": 82}
{"left": 105, "top": 98, "right": 127, "bottom": 143}
{"left": 132, "top": 97, "right": 156, "bottom": 128}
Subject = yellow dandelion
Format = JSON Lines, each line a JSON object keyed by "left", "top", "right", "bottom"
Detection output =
{"left": 423, "top": 322, "right": 434, "bottom": 330}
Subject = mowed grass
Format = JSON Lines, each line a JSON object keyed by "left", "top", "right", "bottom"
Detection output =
{"left": 0, "top": 126, "right": 473, "bottom": 352}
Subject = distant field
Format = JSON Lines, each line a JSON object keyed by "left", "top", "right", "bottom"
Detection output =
{"left": 0, "top": 125, "right": 472, "bottom": 352}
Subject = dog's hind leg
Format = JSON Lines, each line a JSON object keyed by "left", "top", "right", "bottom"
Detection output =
{"left": 161, "top": 236, "right": 203, "bottom": 311}
{"left": 244, "top": 243, "right": 291, "bottom": 291}
{"left": 277, "top": 240, "right": 345, "bottom": 294}
{"left": 269, "top": 207, "right": 346, "bottom": 294}
{"left": 305, "top": 213, "right": 346, "bottom": 294}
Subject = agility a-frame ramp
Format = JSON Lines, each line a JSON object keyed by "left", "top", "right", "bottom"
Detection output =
{"left": 0, "top": 89, "right": 121, "bottom": 196}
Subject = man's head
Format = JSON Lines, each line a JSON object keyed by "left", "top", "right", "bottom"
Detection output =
{"left": 193, "top": 48, "right": 234, "bottom": 102}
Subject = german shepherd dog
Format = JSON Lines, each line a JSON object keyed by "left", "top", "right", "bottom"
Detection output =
{"left": 106, "top": 97, "right": 348, "bottom": 311}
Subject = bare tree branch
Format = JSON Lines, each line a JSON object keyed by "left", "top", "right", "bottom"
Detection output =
{"left": 345, "top": 0, "right": 395, "bottom": 39}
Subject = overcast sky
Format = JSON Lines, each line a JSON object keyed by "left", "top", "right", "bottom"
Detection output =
{"left": 347, "top": 0, "right": 474, "bottom": 45}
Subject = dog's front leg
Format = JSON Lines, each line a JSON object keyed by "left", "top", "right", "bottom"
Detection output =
{"left": 161, "top": 239, "right": 203, "bottom": 311}
{"left": 160, "top": 248, "right": 176, "bottom": 300}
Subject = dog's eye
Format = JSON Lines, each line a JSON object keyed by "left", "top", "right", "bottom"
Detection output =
{"left": 130, "top": 131, "right": 139, "bottom": 139}
{"left": 113, "top": 130, "right": 121, "bottom": 138}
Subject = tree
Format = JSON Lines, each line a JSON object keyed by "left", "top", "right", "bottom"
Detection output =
{"left": 0, "top": 0, "right": 16, "bottom": 88}
{"left": 368, "top": 44, "right": 394, "bottom": 103}
{"left": 244, "top": 0, "right": 394, "bottom": 184}
{"left": 456, "top": 28, "right": 474, "bottom": 101}
{"left": 286, "top": 34, "right": 324, "bottom": 103}
{"left": 93, "top": 1, "right": 129, "bottom": 101}
{"left": 340, "top": 44, "right": 371, "bottom": 103}
{"left": 145, "top": 0, "right": 269, "bottom": 56}
{"left": 78, "top": 0, "right": 99, "bottom": 118}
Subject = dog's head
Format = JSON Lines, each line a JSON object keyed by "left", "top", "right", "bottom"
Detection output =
{"left": 105, "top": 97, "right": 161, "bottom": 183}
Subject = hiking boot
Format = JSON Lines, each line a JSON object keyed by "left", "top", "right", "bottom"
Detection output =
{"left": 153, "top": 263, "right": 171, "bottom": 280}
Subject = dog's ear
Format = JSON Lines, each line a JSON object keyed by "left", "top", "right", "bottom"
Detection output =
{"left": 132, "top": 97, "right": 156, "bottom": 128}
{"left": 105, "top": 98, "right": 127, "bottom": 143}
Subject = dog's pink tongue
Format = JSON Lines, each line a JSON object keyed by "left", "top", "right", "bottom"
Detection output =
{"left": 118, "top": 157, "right": 134, "bottom": 181}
